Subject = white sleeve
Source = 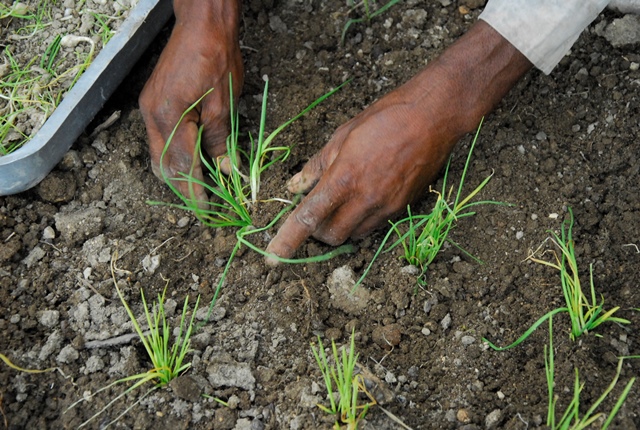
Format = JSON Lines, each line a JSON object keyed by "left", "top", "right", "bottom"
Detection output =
{"left": 479, "top": 0, "right": 610, "bottom": 75}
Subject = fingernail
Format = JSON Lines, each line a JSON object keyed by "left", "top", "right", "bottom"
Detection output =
{"left": 286, "top": 173, "right": 301, "bottom": 191}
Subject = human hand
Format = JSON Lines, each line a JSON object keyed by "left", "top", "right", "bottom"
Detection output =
{"left": 139, "top": 0, "right": 243, "bottom": 203}
{"left": 266, "top": 21, "right": 532, "bottom": 261}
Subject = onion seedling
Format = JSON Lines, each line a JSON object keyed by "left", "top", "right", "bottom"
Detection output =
{"left": 311, "top": 329, "right": 376, "bottom": 429}
{"left": 150, "top": 75, "right": 344, "bottom": 228}
{"left": 355, "top": 119, "right": 507, "bottom": 288}
{"left": 341, "top": 0, "right": 401, "bottom": 45}
{"left": 529, "top": 208, "right": 630, "bottom": 340}
{"left": 68, "top": 254, "right": 200, "bottom": 429}
{"left": 484, "top": 209, "right": 630, "bottom": 351}
{"left": 544, "top": 317, "right": 636, "bottom": 430}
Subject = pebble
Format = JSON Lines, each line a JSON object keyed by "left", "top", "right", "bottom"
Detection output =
{"left": 22, "top": 246, "right": 46, "bottom": 268}
{"left": 485, "top": 409, "right": 503, "bottom": 429}
{"left": 421, "top": 327, "right": 431, "bottom": 336}
{"left": 207, "top": 360, "right": 256, "bottom": 390}
{"left": 441, "top": 313, "right": 452, "bottom": 330}
{"left": 457, "top": 409, "right": 471, "bottom": 423}
{"left": 372, "top": 324, "right": 402, "bottom": 349}
{"left": 142, "top": 254, "right": 161, "bottom": 274}
{"left": 461, "top": 335, "right": 476, "bottom": 345}
{"left": 177, "top": 216, "right": 190, "bottom": 228}
{"left": 38, "top": 310, "right": 60, "bottom": 328}
{"left": 42, "top": 226, "right": 56, "bottom": 240}
{"left": 516, "top": 231, "right": 524, "bottom": 240}
{"left": 56, "top": 345, "right": 79, "bottom": 363}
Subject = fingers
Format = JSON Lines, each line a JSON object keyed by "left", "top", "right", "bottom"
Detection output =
{"left": 146, "top": 113, "right": 209, "bottom": 206}
{"left": 265, "top": 187, "right": 344, "bottom": 264}
{"left": 287, "top": 125, "right": 348, "bottom": 194}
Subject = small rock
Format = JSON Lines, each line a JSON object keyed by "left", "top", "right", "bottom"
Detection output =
{"left": 601, "top": 15, "right": 640, "bottom": 47}
{"left": 269, "top": 15, "right": 287, "bottom": 33}
{"left": 325, "top": 327, "right": 342, "bottom": 341}
{"left": 37, "top": 171, "right": 76, "bottom": 203}
{"left": 441, "top": 313, "right": 452, "bottom": 330}
{"left": 142, "top": 254, "right": 161, "bottom": 274}
{"left": 56, "top": 345, "right": 79, "bottom": 364}
{"left": 421, "top": 327, "right": 431, "bottom": 336}
{"left": 400, "top": 265, "right": 421, "bottom": 275}
{"left": 385, "top": 372, "right": 397, "bottom": 384}
{"left": 84, "top": 355, "right": 105, "bottom": 374}
{"left": 327, "top": 266, "right": 370, "bottom": 315}
{"left": 38, "top": 310, "right": 60, "bottom": 328}
{"left": 42, "top": 226, "right": 56, "bottom": 240}
{"left": 461, "top": 335, "right": 476, "bottom": 345}
{"left": 22, "top": 246, "right": 46, "bottom": 268}
{"left": 485, "top": 409, "right": 503, "bottom": 429}
{"left": 39, "top": 330, "right": 63, "bottom": 361}
{"left": 214, "top": 407, "right": 236, "bottom": 430}
{"left": 457, "top": 408, "right": 471, "bottom": 423}
{"left": 177, "top": 216, "right": 190, "bottom": 228}
{"left": 207, "top": 360, "right": 256, "bottom": 390}
{"left": 233, "top": 418, "right": 252, "bottom": 430}
{"left": 169, "top": 375, "right": 201, "bottom": 402}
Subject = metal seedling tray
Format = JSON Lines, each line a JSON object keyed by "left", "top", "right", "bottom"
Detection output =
{"left": 0, "top": 0, "right": 173, "bottom": 195}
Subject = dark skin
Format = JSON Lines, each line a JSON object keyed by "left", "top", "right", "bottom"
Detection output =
{"left": 140, "top": 0, "right": 533, "bottom": 262}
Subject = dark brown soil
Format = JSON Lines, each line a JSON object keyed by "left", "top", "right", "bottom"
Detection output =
{"left": 1, "top": 1, "right": 639, "bottom": 429}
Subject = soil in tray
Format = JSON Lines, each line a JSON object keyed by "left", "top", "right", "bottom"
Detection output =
{"left": 1, "top": 0, "right": 131, "bottom": 155}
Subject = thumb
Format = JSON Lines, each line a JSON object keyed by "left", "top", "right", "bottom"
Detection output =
{"left": 287, "top": 126, "right": 348, "bottom": 194}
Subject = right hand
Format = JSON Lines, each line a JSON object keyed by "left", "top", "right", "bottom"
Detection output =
{"left": 139, "top": 0, "right": 243, "bottom": 203}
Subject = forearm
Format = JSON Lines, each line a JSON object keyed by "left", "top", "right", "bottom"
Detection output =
{"left": 410, "top": 20, "right": 532, "bottom": 139}
{"left": 173, "top": 0, "right": 241, "bottom": 33}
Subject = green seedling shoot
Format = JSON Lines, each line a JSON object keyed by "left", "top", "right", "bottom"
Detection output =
{"left": 150, "top": 77, "right": 354, "bottom": 327}
{"left": 484, "top": 209, "right": 630, "bottom": 351}
{"left": 544, "top": 317, "right": 636, "bottom": 429}
{"left": 67, "top": 253, "right": 200, "bottom": 429}
{"left": 341, "top": 0, "right": 401, "bottom": 45}
{"left": 150, "top": 75, "right": 345, "bottom": 228}
{"left": 311, "top": 329, "right": 376, "bottom": 429}
{"left": 355, "top": 119, "right": 506, "bottom": 288}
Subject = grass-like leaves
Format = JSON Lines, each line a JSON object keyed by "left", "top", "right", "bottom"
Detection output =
{"left": 484, "top": 208, "right": 630, "bottom": 351}
{"left": 67, "top": 254, "right": 199, "bottom": 429}
{"left": 355, "top": 119, "right": 505, "bottom": 288}
{"left": 544, "top": 317, "right": 637, "bottom": 429}
{"left": 341, "top": 0, "right": 401, "bottom": 45}
{"left": 311, "top": 329, "right": 376, "bottom": 429}
{"left": 149, "top": 75, "right": 344, "bottom": 229}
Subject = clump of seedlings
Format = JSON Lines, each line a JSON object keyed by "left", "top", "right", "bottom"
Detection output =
{"left": 484, "top": 208, "right": 630, "bottom": 351}
{"left": 150, "top": 75, "right": 354, "bottom": 323}
{"left": 67, "top": 254, "right": 199, "bottom": 429}
{"left": 544, "top": 318, "right": 636, "bottom": 430}
{"left": 311, "top": 329, "right": 377, "bottom": 429}
{"left": 356, "top": 120, "right": 506, "bottom": 288}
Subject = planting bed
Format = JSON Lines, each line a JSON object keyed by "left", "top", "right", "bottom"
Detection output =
{"left": 1, "top": 1, "right": 639, "bottom": 429}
